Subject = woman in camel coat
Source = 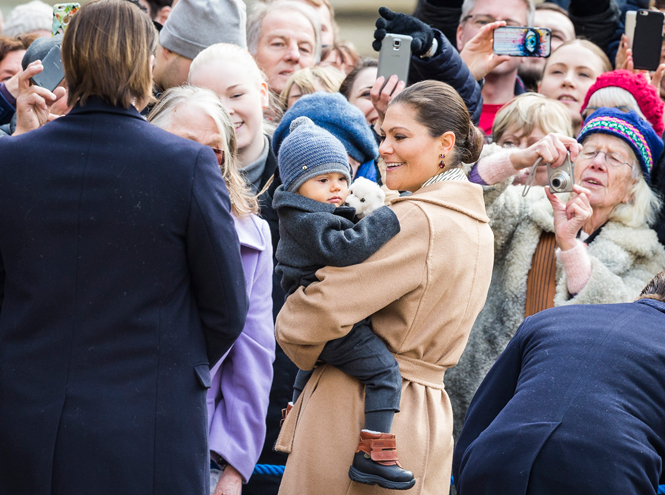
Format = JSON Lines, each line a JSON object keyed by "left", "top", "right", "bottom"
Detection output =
{"left": 274, "top": 81, "right": 494, "bottom": 495}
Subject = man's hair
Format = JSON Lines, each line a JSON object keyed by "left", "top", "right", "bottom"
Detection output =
{"left": 493, "top": 93, "right": 573, "bottom": 142}
{"left": 62, "top": 0, "right": 157, "bottom": 109}
{"left": 639, "top": 271, "right": 665, "bottom": 302}
{"left": 246, "top": 1, "right": 321, "bottom": 64}
{"left": 460, "top": 0, "right": 535, "bottom": 26}
{"left": 535, "top": 2, "right": 569, "bottom": 17}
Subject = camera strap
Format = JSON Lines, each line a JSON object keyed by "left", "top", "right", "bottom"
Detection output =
{"left": 522, "top": 157, "right": 542, "bottom": 197}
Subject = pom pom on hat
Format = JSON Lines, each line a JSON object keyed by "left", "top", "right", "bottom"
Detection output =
{"left": 2, "top": 0, "right": 52, "bottom": 38}
{"left": 581, "top": 70, "right": 664, "bottom": 135}
{"left": 578, "top": 107, "right": 664, "bottom": 183}
{"left": 278, "top": 116, "right": 351, "bottom": 193}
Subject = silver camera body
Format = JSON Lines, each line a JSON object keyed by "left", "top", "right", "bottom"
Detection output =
{"left": 547, "top": 153, "right": 574, "bottom": 193}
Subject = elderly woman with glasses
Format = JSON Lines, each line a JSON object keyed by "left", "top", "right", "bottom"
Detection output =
{"left": 446, "top": 107, "right": 665, "bottom": 440}
{"left": 148, "top": 86, "right": 276, "bottom": 495}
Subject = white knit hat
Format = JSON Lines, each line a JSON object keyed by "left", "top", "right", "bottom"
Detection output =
{"left": 2, "top": 0, "right": 52, "bottom": 38}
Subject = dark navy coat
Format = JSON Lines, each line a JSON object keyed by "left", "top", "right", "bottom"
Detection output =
{"left": 454, "top": 299, "right": 665, "bottom": 495}
{"left": 0, "top": 98, "right": 248, "bottom": 494}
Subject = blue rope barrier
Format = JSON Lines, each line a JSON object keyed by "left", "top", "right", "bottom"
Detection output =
{"left": 253, "top": 464, "right": 286, "bottom": 476}
{"left": 255, "top": 467, "right": 665, "bottom": 492}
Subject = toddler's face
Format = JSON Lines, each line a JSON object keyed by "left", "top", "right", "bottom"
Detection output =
{"left": 297, "top": 172, "right": 349, "bottom": 207}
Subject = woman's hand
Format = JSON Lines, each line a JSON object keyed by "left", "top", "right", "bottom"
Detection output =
{"left": 14, "top": 61, "right": 66, "bottom": 136}
{"left": 460, "top": 21, "right": 511, "bottom": 81}
{"left": 213, "top": 464, "right": 243, "bottom": 495}
{"left": 509, "top": 133, "right": 581, "bottom": 176}
{"left": 370, "top": 75, "right": 405, "bottom": 130}
{"left": 546, "top": 184, "right": 593, "bottom": 251}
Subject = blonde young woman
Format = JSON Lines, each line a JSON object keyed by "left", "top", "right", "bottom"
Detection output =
{"left": 149, "top": 86, "right": 275, "bottom": 495}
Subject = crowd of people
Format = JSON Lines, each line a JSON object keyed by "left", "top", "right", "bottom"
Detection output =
{"left": 1, "top": 0, "right": 665, "bottom": 494}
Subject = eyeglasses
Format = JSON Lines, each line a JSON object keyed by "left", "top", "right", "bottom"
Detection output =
{"left": 461, "top": 14, "right": 522, "bottom": 28}
{"left": 578, "top": 147, "right": 632, "bottom": 169}
{"left": 211, "top": 147, "right": 225, "bottom": 166}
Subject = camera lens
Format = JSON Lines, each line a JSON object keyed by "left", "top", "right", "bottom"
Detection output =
{"left": 552, "top": 177, "right": 561, "bottom": 188}
{"left": 394, "top": 40, "right": 401, "bottom": 48}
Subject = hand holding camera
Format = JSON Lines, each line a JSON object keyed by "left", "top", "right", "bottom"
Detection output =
{"left": 546, "top": 185, "right": 593, "bottom": 251}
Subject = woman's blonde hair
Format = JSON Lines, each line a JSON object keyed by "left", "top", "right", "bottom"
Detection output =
{"left": 188, "top": 42, "right": 283, "bottom": 135}
{"left": 279, "top": 66, "right": 346, "bottom": 109}
{"left": 493, "top": 93, "right": 573, "bottom": 142}
{"left": 147, "top": 86, "right": 259, "bottom": 217}
{"left": 544, "top": 39, "right": 612, "bottom": 74}
{"left": 62, "top": 0, "right": 157, "bottom": 109}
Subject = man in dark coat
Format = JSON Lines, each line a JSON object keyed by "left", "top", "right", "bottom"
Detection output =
{"left": 0, "top": 2, "right": 247, "bottom": 494}
{"left": 453, "top": 271, "right": 665, "bottom": 495}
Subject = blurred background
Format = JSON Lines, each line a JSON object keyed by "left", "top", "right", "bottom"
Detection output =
{"left": 0, "top": 0, "right": 416, "bottom": 57}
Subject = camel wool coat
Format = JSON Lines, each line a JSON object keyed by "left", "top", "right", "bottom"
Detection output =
{"left": 274, "top": 180, "right": 494, "bottom": 495}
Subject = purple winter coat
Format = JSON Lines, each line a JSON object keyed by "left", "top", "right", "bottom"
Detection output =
{"left": 207, "top": 213, "right": 275, "bottom": 482}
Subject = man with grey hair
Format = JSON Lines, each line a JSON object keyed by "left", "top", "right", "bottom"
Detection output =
{"left": 152, "top": 0, "right": 247, "bottom": 93}
{"left": 247, "top": 1, "right": 321, "bottom": 94}
{"left": 455, "top": 0, "right": 534, "bottom": 135}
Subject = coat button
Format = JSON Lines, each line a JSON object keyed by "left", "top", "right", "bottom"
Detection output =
{"left": 302, "top": 166, "right": 307, "bottom": 170}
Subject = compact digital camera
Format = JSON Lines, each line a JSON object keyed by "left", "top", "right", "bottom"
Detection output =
{"left": 547, "top": 152, "right": 574, "bottom": 193}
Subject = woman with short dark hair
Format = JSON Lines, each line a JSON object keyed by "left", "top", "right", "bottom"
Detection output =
{"left": 0, "top": 1, "right": 248, "bottom": 493}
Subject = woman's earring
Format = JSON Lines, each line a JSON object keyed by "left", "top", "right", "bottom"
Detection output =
{"left": 439, "top": 153, "right": 446, "bottom": 168}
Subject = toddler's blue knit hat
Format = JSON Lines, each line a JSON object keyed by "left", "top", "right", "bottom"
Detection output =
{"left": 278, "top": 117, "right": 352, "bottom": 193}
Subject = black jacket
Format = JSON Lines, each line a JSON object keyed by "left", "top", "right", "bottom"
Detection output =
{"left": 0, "top": 98, "right": 248, "bottom": 494}
{"left": 272, "top": 186, "right": 400, "bottom": 295}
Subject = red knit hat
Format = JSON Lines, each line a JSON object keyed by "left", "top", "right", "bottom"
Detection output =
{"left": 580, "top": 70, "right": 664, "bottom": 135}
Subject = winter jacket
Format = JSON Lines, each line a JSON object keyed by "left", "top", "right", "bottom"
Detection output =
{"left": 409, "top": 29, "right": 484, "bottom": 125}
{"left": 272, "top": 186, "right": 400, "bottom": 296}
{"left": 207, "top": 213, "right": 275, "bottom": 483}
{"left": 274, "top": 180, "right": 494, "bottom": 495}
{"left": 447, "top": 147, "right": 665, "bottom": 441}
{"left": 454, "top": 299, "right": 665, "bottom": 495}
{"left": 0, "top": 97, "right": 248, "bottom": 494}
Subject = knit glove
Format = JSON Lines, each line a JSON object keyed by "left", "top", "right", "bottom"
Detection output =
{"left": 373, "top": 6, "right": 435, "bottom": 57}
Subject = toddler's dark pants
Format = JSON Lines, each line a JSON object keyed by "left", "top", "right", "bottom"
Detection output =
{"left": 292, "top": 318, "right": 402, "bottom": 432}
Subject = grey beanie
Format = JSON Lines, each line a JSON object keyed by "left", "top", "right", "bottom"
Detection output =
{"left": 159, "top": 0, "right": 247, "bottom": 60}
{"left": 2, "top": 0, "right": 52, "bottom": 38}
{"left": 278, "top": 117, "right": 351, "bottom": 193}
{"left": 22, "top": 34, "right": 63, "bottom": 70}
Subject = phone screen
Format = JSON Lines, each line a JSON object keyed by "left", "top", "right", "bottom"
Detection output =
{"left": 493, "top": 27, "right": 552, "bottom": 57}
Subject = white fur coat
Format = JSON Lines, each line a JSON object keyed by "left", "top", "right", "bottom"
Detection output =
{"left": 448, "top": 145, "right": 665, "bottom": 439}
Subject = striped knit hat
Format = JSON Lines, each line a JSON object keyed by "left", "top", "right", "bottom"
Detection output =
{"left": 577, "top": 108, "right": 663, "bottom": 183}
{"left": 278, "top": 117, "right": 351, "bottom": 193}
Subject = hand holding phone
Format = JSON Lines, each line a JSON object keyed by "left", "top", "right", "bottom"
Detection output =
{"left": 30, "top": 46, "right": 65, "bottom": 92}
{"left": 377, "top": 34, "right": 412, "bottom": 86}
{"left": 14, "top": 61, "right": 67, "bottom": 136}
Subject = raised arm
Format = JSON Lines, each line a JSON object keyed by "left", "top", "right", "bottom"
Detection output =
{"left": 276, "top": 202, "right": 428, "bottom": 370}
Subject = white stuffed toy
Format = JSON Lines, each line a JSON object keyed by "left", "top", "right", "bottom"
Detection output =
{"left": 345, "top": 177, "right": 386, "bottom": 219}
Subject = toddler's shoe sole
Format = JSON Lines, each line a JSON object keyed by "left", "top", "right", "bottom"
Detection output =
{"left": 348, "top": 466, "right": 416, "bottom": 490}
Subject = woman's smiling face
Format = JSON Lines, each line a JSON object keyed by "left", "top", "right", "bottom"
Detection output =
{"left": 379, "top": 103, "right": 447, "bottom": 192}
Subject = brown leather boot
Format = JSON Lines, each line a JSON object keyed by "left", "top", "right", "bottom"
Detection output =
{"left": 348, "top": 430, "right": 416, "bottom": 490}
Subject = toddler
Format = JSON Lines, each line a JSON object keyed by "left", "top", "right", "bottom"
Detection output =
{"left": 273, "top": 117, "right": 415, "bottom": 490}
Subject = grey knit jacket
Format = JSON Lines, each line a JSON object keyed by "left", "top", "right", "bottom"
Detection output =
{"left": 273, "top": 185, "right": 400, "bottom": 296}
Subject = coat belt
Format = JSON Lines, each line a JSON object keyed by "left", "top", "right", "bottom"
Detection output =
{"left": 394, "top": 354, "right": 446, "bottom": 390}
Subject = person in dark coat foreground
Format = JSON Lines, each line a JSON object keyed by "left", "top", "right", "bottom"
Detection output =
{"left": 453, "top": 270, "right": 665, "bottom": 495}
{"left": 0, "top": 1, "right": 248, "bottom": 494}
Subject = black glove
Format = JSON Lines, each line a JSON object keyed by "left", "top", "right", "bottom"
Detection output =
{"left": 372, "top": 6, "right": 435, "bottom": 57}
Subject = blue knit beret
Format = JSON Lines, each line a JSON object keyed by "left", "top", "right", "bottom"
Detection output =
{"left": 278, "top": 117, "right": 352, "bottom": 193}
{"left": 578, "top": 107, "right": 664, "bottom": 183}
{"left": 273, "top": 92, "right": 379, "bottom": 165}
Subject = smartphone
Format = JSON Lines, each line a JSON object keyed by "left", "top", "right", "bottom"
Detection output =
{"left": 377, "top": 34, "right": 412, "bottom": 87}
{"left": 625, "top": 11, "right": 636, "bottom": 48}
{"left": 30, "top": 46, "right": 65, "bottom": 92}
{"left": 633, "top": 10, "right": 664, "bottom": 71}
{"left": 493, "top": 27, "right": 552, "bottom": 57}
{"left": 52, "top": 3, "right": 80, "bottom": 36}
